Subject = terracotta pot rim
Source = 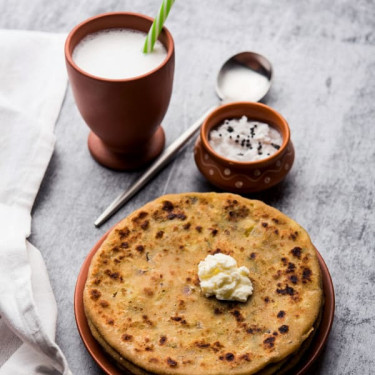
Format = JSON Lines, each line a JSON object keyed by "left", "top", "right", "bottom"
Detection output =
{"left": 200, "top": 102, "right": 291, "bottom": 167}
{"left": 65, "top": 12, "right": 174, "bottom": 83}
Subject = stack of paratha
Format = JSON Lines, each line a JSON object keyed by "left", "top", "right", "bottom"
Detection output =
{"left": 84, "top": 193, "right": 323, "bottom": 374}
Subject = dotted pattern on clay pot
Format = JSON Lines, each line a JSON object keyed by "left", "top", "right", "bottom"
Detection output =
{"left": 195, "top": 139, "right": 294, "bottom": 191}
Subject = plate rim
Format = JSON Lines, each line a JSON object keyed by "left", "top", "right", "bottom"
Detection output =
{"left": 74, "top": 230, "right": 335, "bottom": 375}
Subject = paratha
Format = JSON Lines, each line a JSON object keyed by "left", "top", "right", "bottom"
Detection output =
{"left": 83, "top": 193, "right": 323, "bottom": 374}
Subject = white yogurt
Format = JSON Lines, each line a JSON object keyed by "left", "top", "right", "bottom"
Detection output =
{"left": 73, "top": 28, "right": 167, "bottom": 79}
{"left": 209, "top": 116, "right": 282, "bottom": 162}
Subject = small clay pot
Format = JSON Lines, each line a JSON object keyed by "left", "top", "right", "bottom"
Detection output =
{"left": 65, "top": 12, "right": 175, "bottom": 170}
{"left": 194, "top": 102, "right": 295, "bottom": 193}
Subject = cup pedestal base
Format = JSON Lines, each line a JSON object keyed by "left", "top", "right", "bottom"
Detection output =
{"left": 88, "top": 127, "right": 165, "bottom": 171}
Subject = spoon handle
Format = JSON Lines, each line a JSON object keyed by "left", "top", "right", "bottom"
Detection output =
{"left": 94, "top": 106, "right": 216, "bottom": 227}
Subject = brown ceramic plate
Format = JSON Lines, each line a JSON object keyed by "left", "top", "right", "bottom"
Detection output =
{"left": 74, "top": 231, "right": 335, "bottom": 375}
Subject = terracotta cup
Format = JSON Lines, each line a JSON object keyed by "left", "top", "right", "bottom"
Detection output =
{"left": 65, "top": 12, "right": 175, "bottom": 170}
{"left": 194, "top": 102, "right": 295, "bottom": 193}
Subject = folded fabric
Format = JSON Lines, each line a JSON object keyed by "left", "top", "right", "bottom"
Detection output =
{"left": 0, "top": 30, "right": 71, "bottom": 374}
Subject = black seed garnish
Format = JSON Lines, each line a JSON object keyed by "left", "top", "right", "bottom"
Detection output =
{"left": 227, "top": 126, "right": 234, "bottom": 132}
{"left": 277, "top": 310, "right": 285, "bottom": 318}
{"left": 271, "top": 143, "right": 280, "bottom": 150}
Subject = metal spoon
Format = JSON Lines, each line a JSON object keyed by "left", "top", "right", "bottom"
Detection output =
{"left": 95, "top": 51, "right": 273, "bottom": 227}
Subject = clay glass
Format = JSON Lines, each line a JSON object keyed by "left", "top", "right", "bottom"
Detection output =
{"left": 65, "top": 12, "right": 175, "bottom": 170}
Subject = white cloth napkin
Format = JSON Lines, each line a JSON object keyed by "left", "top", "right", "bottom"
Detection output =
{"left": 0, "top": 30, "right": 71, "bottom": 375}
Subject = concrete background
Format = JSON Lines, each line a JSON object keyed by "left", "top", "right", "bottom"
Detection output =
{"left": 1, "top": 0, "right": 374, "bottom": 373}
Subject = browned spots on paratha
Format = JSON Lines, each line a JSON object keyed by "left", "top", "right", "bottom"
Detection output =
{"left": 224, "top": 352, "right": 235, "bottom": 361}
{"left": 89, "top": 289, "right": 101, "bottom": 300}
{"left": 83, "top": 193, "right": 323, "bottom": 375}
{"left": 289, "top": 275, "right": 299, "bottom": 284}
{"left": 122, "top": 334, "right": 133, "bottom": 341}
{"left": 231, "top": 309, "right": 245, "bottom": 322}
{"left": 276, "top": 284, "right": 295, "bottom": 296}
{"left": 263, "top": 336, "right": 276, "bottom": 349}
{"left": 143, "top": 288, "right": 154, "bottom": 297}
{"left": 302, "top": 267, "right": 313, "bottom": 283}
{"left": 291, "top": 246, "right": 302, "bottom": 258}
{"left": 116, "top": 227, "right": 130, "bottom": 239}
{"left": 162, "top": 200, "right": 174, "bottom": 212}
{"left": 224, "top": 199, "right": 250, "bottom": 221}
{"left": 278, "top": 325, "right": 289, "bottom": 334}
{"left": 99, "top": 300, "right": 109, "bottom": 308}
{"left": 104, "top": 269, "right": 123, "bottom": 282}
{"left": 155, "top": 230, "right": 164, "bottom": 239}
{"left": 166, "top": 357, "right": 178, "bottom": 367}
{"left": 194, "top": 340, "right": 210, "bottom": 348}
{"left": 239, "top": 353, "right": 251, "bottom": 361}
{"left": 135, "top": 245, "right": 144, "bottom": 253}
{"left": 183, "top": 222, "right": 191, "bottom": 230}
{"left": 142, "top": 315, "right": 154, "bottom": 326}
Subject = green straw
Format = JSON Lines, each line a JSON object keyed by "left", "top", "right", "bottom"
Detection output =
{"left": 143, "top": 0, "right": 175, "bottom": 53}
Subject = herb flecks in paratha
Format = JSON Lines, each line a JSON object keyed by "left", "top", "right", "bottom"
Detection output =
{"left": 84, "top": 193, "right": 323, "bottom": 375}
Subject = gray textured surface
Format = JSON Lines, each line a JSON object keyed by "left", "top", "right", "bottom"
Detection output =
{"left": 1, "top": 0, "right": 375, "bottom": 374}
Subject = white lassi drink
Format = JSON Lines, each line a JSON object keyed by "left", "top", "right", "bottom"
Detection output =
{"left": 73, "top": 28, "right": 167, "bottom": 79}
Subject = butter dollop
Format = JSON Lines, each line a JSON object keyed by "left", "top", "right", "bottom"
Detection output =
{"left": 198, "top": 253, "right": 253, "bottom": 302}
